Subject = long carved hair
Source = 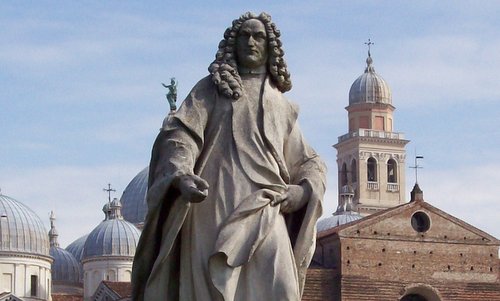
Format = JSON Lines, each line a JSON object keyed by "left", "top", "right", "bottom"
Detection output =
{"left": 208, "top": 12, "right": 292, "bottom": 100}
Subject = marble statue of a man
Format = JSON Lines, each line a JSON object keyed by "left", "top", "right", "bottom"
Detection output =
{"left": 132, "top": 12, "right": 326, "bottom": 301}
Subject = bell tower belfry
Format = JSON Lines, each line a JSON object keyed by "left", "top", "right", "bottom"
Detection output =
{"left": 334, "top": 45, "right": 409, "bottom": 216}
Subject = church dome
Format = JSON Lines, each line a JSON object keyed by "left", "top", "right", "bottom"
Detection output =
{"left": 82, "top": 199, "right": 141, "bottom": 260}
{"left": 49, "top": 212, "right": 81, "bottom": 284}
{"left": 349, "top": 53, "right": 392, "bottom": 105}
{"left": 120, "top": 167, "right": 148, "bottom": 224}
{"left": 50, "top": 245, "right": 81, "bottom": 283}
{"left": 317, "top": 213, "right": 363, "bottom": 232}
{"left": 66, "top": 234, "right": 88, "bottom": 263}
{"left": 0, "top": 193, "right": 50, "bottom": 256}
{"left": 317, "top": 184, "right": 363, "bottom": 232}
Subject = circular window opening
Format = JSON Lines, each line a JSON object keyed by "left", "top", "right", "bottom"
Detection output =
{"left": 411, "top": 212, "right": 430, "bottom": 232}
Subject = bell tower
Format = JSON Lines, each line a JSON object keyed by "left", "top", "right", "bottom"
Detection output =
{"left": 334, "top": 45, "right": 409, "bottom": 216}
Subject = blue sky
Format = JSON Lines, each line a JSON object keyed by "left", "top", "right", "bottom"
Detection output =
{"left": 1, "top": 1, "right": 499, "bottom": 247}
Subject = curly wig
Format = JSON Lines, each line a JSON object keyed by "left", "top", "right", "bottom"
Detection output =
{"left": 208, "top": 12, "right": 292, "bottom": 100}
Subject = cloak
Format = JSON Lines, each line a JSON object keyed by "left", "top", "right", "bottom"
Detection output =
{"left": 132, "top": 76, "right": 326, "bottom": 301}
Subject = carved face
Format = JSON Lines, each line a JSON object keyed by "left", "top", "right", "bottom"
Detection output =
{"left": 236, "top": 19, "right": 268, "bottom": 69}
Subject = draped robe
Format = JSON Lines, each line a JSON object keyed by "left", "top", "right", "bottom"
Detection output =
{"left": 132, "top": 74, "right": 326, "bottom": 301}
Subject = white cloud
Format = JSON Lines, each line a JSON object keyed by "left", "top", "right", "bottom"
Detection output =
{"left": 384, "top": 35, "right": 500, "bottom": 107}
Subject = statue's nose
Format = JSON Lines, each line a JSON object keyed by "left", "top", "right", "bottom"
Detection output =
{"left": 247, "top": 36, "right": 257, "bottom": 46}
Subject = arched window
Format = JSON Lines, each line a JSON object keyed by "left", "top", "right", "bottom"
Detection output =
{"left": 367, "top": 157, "right": 377, "bottom": 182}
{"left": 387, "top": 159, "right": 397, "bottom": 183}
{"left": 341, "top": 163, "right": 348, "bottom": 186}
{"left": 351, "top": 159, "right": 357, "bottom": 183}
{"left": 124, "top": 270, "right": 132, "bottom": 281}
{"left": 106, "top": 270, "right": 116, "bottom": 281}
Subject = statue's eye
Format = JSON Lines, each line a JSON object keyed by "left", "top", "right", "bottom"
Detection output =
{"left": 239, "top": 31, "right": 251, "bottom": 38}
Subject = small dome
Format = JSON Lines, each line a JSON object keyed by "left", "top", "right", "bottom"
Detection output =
{"left": 317, "top": 213, "right": 363, "bottom": 232}
{"left": 317, "top": 184, "right": 363, "bottom": 232}
{"left": 82, "top": 199, "right": 141, "bottom": 260}
{"left": 49, "top": 211, "right": 81, "bottom": 284}
{"left": 349, "top": 54, "right": 392, "bottom": 105}
{"left": 66, "top": 234, "right": 88, "bottom": 263}
{"left": 50, "top": 247, "right": 81, "bottom": 283}
{"left": 82, "top": 220, "right": 140, "bottom": 259}
{"left": 0, "top": 194, "right": 50, "bottom": 256}
{"left": 65, "top": 234, "right": 87, "bottom": 282}
{"left": 120, "top": 167, "right": 148, "bottom": 224}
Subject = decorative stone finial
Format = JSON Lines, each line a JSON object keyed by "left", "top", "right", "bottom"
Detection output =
{"left": 49, "top": 210, "right": 59, "bottom": 247}
{"left": 335, "top": 184, "right": 357, "bottom": 214}
{"left": 108, "top": 198, "right": 124, "bottom": 220}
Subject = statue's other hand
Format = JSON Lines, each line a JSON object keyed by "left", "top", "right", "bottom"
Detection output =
{"left": 174, "top": 175, "right": 209, "bottom": 203}
{"left": 271, "top": 184, "right": 310, "bottom": 214}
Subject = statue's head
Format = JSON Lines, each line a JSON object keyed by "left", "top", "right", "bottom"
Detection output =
{"left": 208, "top": 12, "right": 292, "bottom": 100}
{"left": 170, "top": 77, "right": 176, "bottom": 84}
{"left": 236, "top": 18, "right": 268, "bottom": 70}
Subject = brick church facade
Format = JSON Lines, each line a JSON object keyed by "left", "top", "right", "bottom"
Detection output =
{"left": 302, "top": 50, "right": 500, "bottom": 300}
{"left": 303, "top": 185, "right": 500, "bottom": 300}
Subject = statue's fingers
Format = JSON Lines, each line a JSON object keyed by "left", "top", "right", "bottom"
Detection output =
{"left": 271, "top": 193, "right": 288, "bottom": 206}
{"left": 193, "top": 175, "right": 209, "bottom": 190}
{"left": 177, "top": 175, "right": 194, "bottom": 189}
{"left": 188, "top": 187, "right": 207, "bottom": 203}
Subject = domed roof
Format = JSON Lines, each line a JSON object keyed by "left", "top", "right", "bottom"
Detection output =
{"left": 317, "top": 184, "right": 363, "bottom": 232}
{"left": 82, "top": 199, "right": 141, "bottom": 260}
{"left": 349, "top": 53, "right": 392, "bottom": 105}
{"left": 317, "top": 213, "right": 363, "bottom": 232}
{"left": 50, "top": 247, "right": 81, "bottom": 283}
{"left": 0, "top": 193, "right": 50, "bottom": 256}
{"left": 49, "top": 212, "right": 81, "bottom": 284}
{"left": 66, "top": 234, "right": 88, "bottom": 263}
{"left": 120, "top": 167, "right": 148, "bottom": 224}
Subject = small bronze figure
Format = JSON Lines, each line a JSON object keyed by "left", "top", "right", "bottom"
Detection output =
{"left": 162, "top": 77, "right": 177, "bottom": 112}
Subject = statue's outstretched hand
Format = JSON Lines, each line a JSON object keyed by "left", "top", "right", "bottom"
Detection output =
{"left": 271, "top": 183, "right": 311, "bottom": 214}
{"left": 174, "top": 175, "right": 209, "bottom": 203}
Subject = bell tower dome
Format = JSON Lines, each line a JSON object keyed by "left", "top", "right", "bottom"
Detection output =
{"left": 334, "top": 44, "right": 409, "bottom": 215}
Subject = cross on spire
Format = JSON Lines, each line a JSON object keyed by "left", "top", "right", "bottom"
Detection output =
{"left": 103, "top": 183, "right": 116, "bottom": 203}
{"left": 365, "top": 38, "right": 374, "bottom": 56}
{"left": 409, "top": 155, "right": 424, "bottom": 184}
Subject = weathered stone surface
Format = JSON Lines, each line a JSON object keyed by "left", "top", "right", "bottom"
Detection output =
{"left": 132, "top": 12, "right": 326, "bottom": 301}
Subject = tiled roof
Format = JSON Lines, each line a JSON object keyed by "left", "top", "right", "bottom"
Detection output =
{"left": 102, "top": 281, "right": 132, "bottom": 298}
{"left": 52, "top": 294, "right": 83, "bottom": 301}
{"left": 302, "top": 268, "right": 336, "bottom": 301}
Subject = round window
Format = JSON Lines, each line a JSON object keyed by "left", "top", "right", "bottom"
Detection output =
{"left": 411, "top": 211, "right": 430, "bottom": 232}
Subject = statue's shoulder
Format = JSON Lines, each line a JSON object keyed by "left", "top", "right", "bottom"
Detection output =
{"left": 266, "top": 79, "right": 299, "bottom": 121}
{"left": 185, "top": 76, "right": 218, "bottom": 106}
